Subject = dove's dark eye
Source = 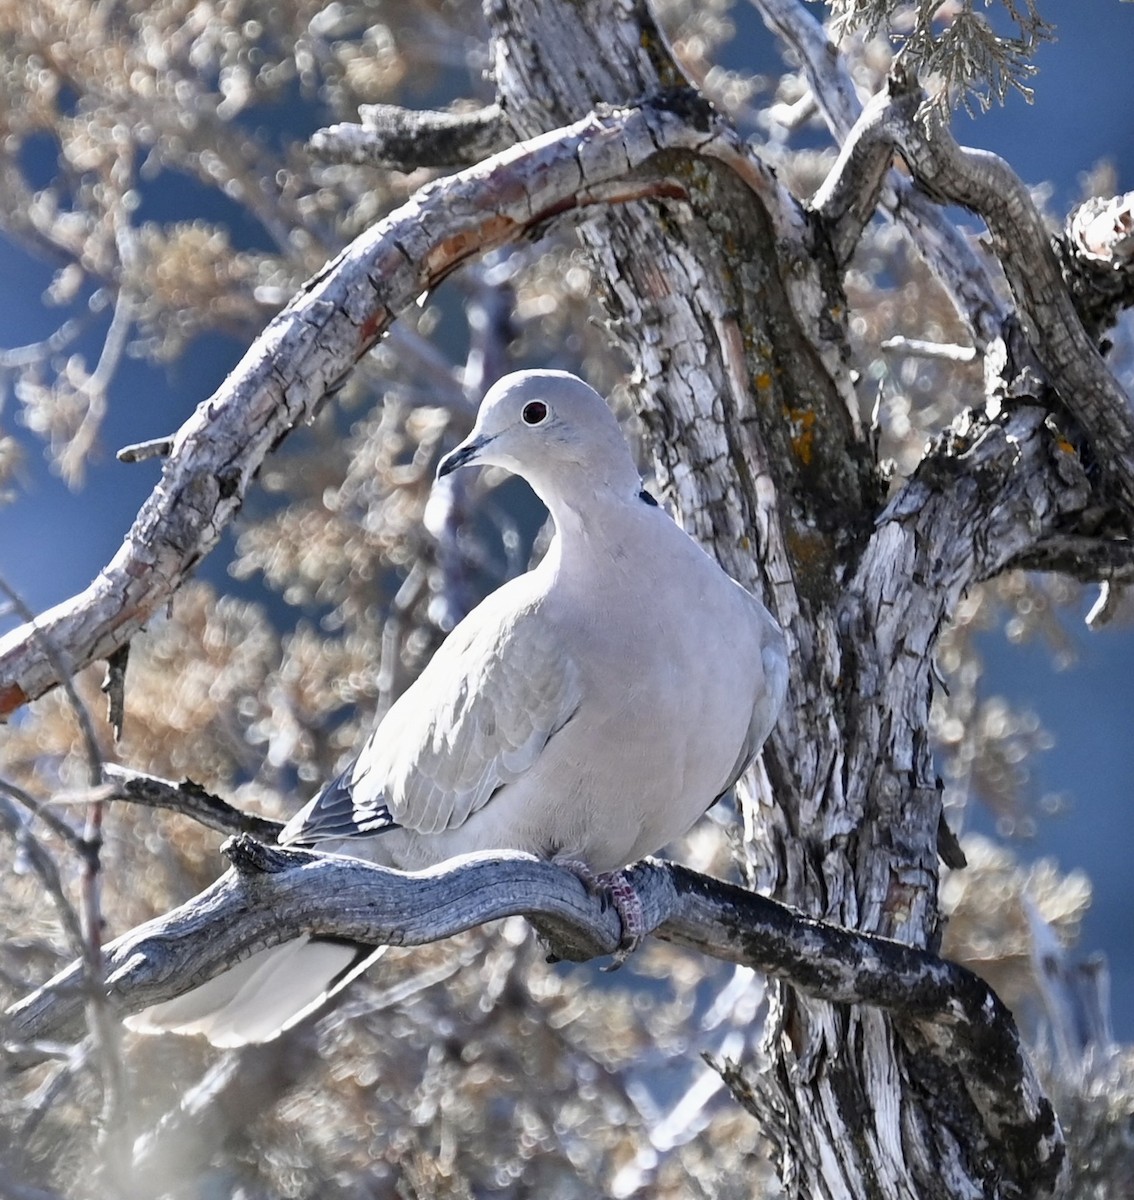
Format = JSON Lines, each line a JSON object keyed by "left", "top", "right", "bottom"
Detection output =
{"left": 522, "top": 400, "right": 548, "bottom": 426}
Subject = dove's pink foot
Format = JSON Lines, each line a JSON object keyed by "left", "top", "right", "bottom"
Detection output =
{"left": 560, "top": 861, "right": 646, "bottom": 965}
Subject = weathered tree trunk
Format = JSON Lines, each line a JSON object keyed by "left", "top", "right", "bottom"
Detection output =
{"left": 485, "top": 0, "right": 1127, "bottom": 1194}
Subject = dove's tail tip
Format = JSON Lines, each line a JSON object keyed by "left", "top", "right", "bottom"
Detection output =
{"left": 124, "top": 936, "right": 386, "bottom": 1047}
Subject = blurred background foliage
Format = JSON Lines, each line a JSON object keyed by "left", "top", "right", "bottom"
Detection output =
{"left": 0, "top": 0, "right": 1132, "bottom": 1196}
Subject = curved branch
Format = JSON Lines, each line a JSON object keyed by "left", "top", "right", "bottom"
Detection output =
{"left": 2, "top": 839, "right": 1062, "bottom": 1194}
{"left": 752, "top": 0, "right": 1008, "bottom": 349}
{"left": 880, "top": 70, "right": 1134, "bottom": 522}
{"left": 0, "top": 96, "right": 802, "bottom": 721}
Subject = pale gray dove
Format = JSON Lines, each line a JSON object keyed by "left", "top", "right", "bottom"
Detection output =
{"left": 126, "top": 370, "right": 787, "bottom": 1046}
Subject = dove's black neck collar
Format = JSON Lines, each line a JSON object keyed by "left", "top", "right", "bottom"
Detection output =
{"left": 638, "top": 489, "right": 659, "bottom": 507}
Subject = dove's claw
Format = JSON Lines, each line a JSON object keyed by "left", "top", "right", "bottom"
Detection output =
{"left": 560, "top": 861, "right": 646, "bottom": 965}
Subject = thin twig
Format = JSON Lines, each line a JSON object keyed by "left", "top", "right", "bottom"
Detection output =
{"left": 0, "top": 777, "right": 88, "bottom": 856}
{"left": 880, "top": 336, "right": 978, "bottom": 362}
{"left": 115, "top": 436, "right": 173, "bottom": 463}
{"left": 100, "top": 765, "right": 284, "bottom": 840}
{"left": 0, "top": 576, "right": 126, "bottom": 1166}
{"left": 310, "top": 103, "right": 513, "bottom": 169}
{"left": 0, "top": 796, "right": 87, "bottom": 958}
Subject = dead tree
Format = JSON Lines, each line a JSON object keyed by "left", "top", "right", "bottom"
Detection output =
{"left": 3, "top": 1, "right": 1134, "bottom": 1196}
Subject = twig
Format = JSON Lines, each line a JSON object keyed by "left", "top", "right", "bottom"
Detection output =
{"left": 1085, "top": 580, "right": 1124, "bottom": 629}
{"left": 0, "top": 796, "right": 87, "bottom": 958}
{"left": 0, "top": 318, "right": 86, "bottom": 371}
{"left": 0, "top": 777, "right": 88, "bottom": 856}
{"left": 58, "top": 284, "right": 134, "bottom": 485}
{"left": 880, "top": 336, "right": 977, "bottom": 362}
{"left": 310, "top": 103, "right": 514, "bottom": 170}
{"left": 17, "top": 1041, "right": 91, "bottom": 1141}
{"left": 100, "top": 764, "right": 284, "bottom": 840}
{"left": 811, "top": 88, "right": 906, "bottom": 266}
{"left": 100, "top": 645, "right": 129, "bottom": 742}
{"left": 0, "top": 576, "right": 125, "bottom": 1164}
{"left": 115, "top": 436, "right": 173, "bottom": 463}
{"left": 1006, "top": 534, "right": 1134, "bottom": 584}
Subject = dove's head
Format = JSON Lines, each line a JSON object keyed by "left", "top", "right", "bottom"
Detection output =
{"left": 437, "top": 371, "right": 642, "bottom": 508}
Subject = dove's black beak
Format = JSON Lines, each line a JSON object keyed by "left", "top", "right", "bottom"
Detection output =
{"left": 437, "top": 436, "right": 489, "bottom": 479}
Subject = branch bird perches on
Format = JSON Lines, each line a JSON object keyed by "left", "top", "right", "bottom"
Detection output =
{"left": 2, "top": 833, "right": 1062, "bottom": 1196}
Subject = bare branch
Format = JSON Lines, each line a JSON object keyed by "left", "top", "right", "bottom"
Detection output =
{"left": 752, "top": 0, "right": 1009, "bottom": 348}
{"left": 750, "top": 0, "right": 862, "bottom": 143}
{"left": 0, "top": 577, "right": 125, "bottom": 1139}
{"left": 58, "top": 283, "right": 134, "bottom": 486}
{"left": 1006, "top": 534, "right": 1134, "bottom": 584}
{"left": 99, "top": 645, "right": 128, "bottom": 742}
{"left": 0, "top": 795, "right": 87, "bottom": 959}
{"left": 811, "top": 87, "right": 914, "bottom": 266}
{"left": 0, "top": 777, "right": 88, "bottom": 857}
{"left": 310, "top": 103, "right": 514, "bottom": 170}
{"left": 871, "top": 70, "right": 1134, "bottom": 522}
{"left": 3, "top": 841, "right": 1063, "bottom": 1194}
{"left": 100, "top": 764, "right": 284, "bottom": 841}
{"left": 115, "top": 436, "right": 173, "bottom": 464}
{"left": 880, "top": 335, "right": 977, "bottom": 362}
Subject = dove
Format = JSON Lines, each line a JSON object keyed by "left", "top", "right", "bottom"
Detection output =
{"left": 126, "top": 370, "right": 787, "bottom": 1045}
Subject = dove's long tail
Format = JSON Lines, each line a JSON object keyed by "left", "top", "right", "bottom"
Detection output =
{"left": 124, "top": 938, "right": 386, "bottom": 1047}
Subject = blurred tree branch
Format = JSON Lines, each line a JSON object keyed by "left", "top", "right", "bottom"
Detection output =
{"left": 100, "top": 766, "right": 284, "bottom": 841}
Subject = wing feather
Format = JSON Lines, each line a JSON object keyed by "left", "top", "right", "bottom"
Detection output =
{"left": 283, "top": 589, "right": 581, "bottom": 847}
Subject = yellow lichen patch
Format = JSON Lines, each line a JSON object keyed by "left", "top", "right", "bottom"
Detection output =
{"left": 784, "top": 405, "right": 818, "bottom": 466}
{"left": 785, "top": 525, "right": 830, "bottom": 574}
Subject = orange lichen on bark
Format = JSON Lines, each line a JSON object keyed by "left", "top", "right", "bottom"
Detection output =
{"left": 784, "top": 405, "right": 817, "bottom": 466}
